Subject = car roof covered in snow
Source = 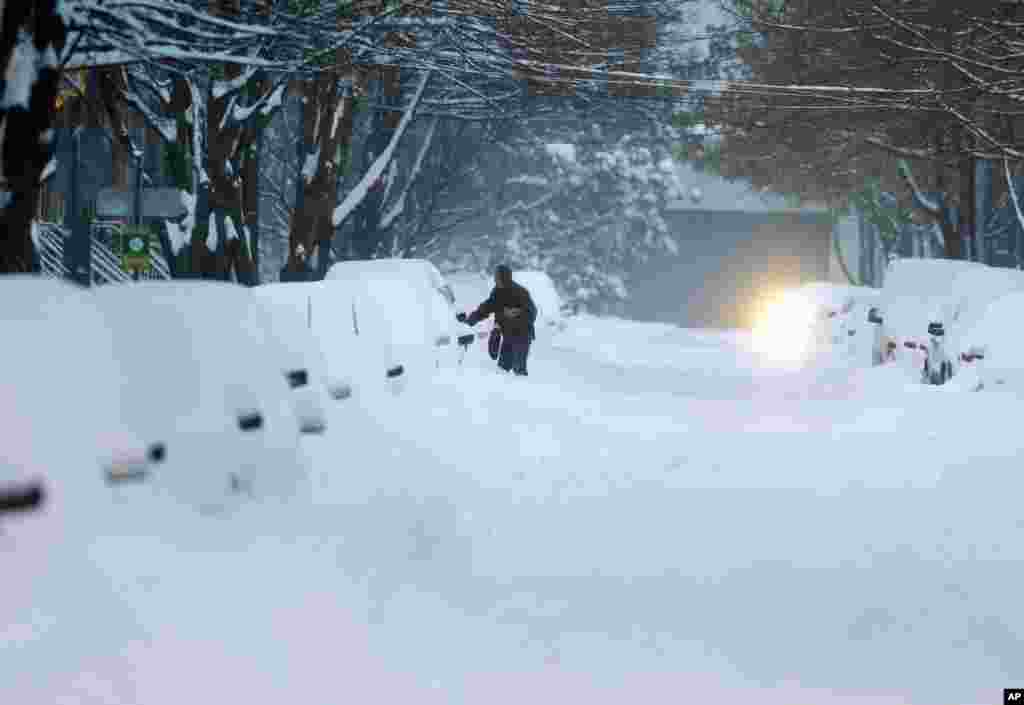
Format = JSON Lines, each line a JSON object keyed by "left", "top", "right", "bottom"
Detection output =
{"left": 326, "top": 258, "right": 446, "bottom": 288}
{"left": 880, "top": 259, "right": 989, "bottom": 339}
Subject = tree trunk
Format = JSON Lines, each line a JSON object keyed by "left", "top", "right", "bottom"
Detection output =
{"left": 205, "top": 0, "right": 258, "bottom": 283}
{"left": 960, "top": 148, "right": 977, "bottom": 263}
{"left": 242, "top": 103, "right": 261, "bottom": 284}
{"left": 0, "top": 0, "right": 66, "bottom": 273}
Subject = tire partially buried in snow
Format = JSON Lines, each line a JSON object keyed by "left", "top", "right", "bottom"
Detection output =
{"left": 89, "top": 280, "right": 309, "bottom": 511}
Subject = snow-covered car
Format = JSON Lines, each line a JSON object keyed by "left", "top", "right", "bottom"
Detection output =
{"left": 307, "top": 279, "right": 408, "bottom": 397}
{"left": 325, "top": 258, "right": 462, "bottom": 374}
{"left": 0, "top": 276, "right": 171, "bottom": 650}
{"left": 872, "top": 258, "right": 988, "bottom": 376}
{"left": 871, "top": 259, "right": 1024, "bottom": 382}
{"left": 0, "top": 276, "right": 157, "bottom": 498}
{"left": 513, "top": 270, "right": 567, "bottom": 332}
{"left": 954, "top": 291, "right": 1024, "bottom": 391}
{"left": 945, "top": 265, "right": 1024, "bottom": 365}
{"left": 90, "top": 281, "right": 309, "bottom": 509}
{"left": 251, "top": 283, "right": 338, "bottom": 432}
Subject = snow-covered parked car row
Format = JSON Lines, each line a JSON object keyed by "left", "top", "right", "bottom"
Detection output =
{"left": 860, "top": 257, "right": 1024, "bottom": 388}
{"left": 1, "top": 260, "right": 567, "bottom": 519}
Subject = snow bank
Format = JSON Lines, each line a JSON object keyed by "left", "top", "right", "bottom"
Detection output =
{"left": 90, "top": 281, "right": 308, "bottom": 511}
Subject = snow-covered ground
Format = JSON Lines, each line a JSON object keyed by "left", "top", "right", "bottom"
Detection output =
{"left": 3, "top": 311, "right": 1022, "bottom": 705}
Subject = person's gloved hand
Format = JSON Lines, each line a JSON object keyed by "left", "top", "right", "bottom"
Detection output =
{"left": 456, "top": 312, "right": 468, "bottom": 324}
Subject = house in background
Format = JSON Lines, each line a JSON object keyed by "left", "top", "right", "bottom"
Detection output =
{"left": 623, "top": 163, "right": 839, "bottom": 329}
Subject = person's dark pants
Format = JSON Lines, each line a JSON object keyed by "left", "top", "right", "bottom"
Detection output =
{"left": 497, "top": 334, "right": 531, "bottom": 376}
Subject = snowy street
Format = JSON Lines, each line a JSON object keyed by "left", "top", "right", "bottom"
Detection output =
{"left": 5, "top": 314, "right": 1019, "bottom": 705}
{"left": 6, "top": 0, "right": 1024, "bottom": 702}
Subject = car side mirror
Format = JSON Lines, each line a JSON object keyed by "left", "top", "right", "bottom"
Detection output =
{"left": 867, "top": 308, "right": 883, "bottom": 325}
{"left": 0, "top": 482, "right": 45, "bottom": 514}
{"left": 148, "top": 442, "right": 166, "bottom": 463}
{"left": 286, "top": 369, "right": 309, "bottom": 389}
{"left": 386, "top": 365, "right": 404, "bottom": 379}
{"left": 238, "top": 411, "right": 264, "bottom": 431}
{"left": 457, "top": 333, "right": 475, "bottom": 347}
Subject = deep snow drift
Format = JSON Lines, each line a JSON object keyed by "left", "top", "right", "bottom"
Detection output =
{"left": 3, "top": 308, "right": 1022, "bottom": 705}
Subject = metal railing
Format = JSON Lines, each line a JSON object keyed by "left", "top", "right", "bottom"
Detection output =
{"left": 32, "top": 221, "right": 171, "bottom": 284}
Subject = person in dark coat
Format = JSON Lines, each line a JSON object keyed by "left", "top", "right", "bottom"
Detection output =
{"left": 457, "top": 265, "right": 537, "bottom": 375}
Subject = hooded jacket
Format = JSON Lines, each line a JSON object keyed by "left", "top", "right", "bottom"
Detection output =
{"left": 467, "top": 281, "right": 537, "bottom": 338}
